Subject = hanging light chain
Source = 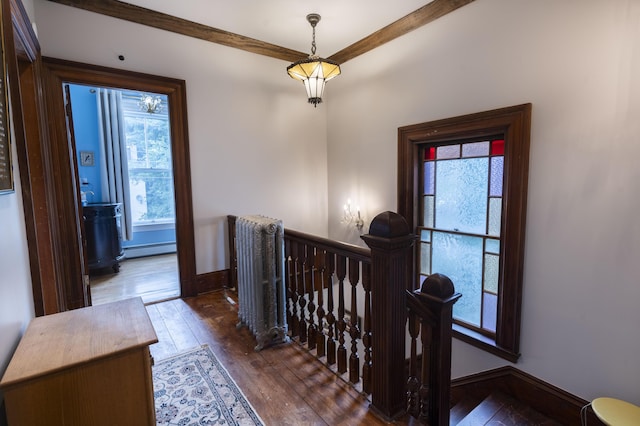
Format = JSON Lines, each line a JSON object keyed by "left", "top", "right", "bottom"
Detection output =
{"left": 310, "top": 23, "right": 318, "bottom": 56}
{"left": 306, "top": 13, "right": 320, "bottom": 56}
{"left": 311, "top": 24, "right": 317, "bottom": 55}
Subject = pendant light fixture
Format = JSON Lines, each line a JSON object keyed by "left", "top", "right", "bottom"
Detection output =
{"left": 138, "top": 93, "right": 163, "bottom": 114}
{"left": 287, "top": 13, "right": 341, "bottom": 107}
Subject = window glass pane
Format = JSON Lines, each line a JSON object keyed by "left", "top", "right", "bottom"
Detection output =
{"left": 424, "top": 147, "right": 436, "bottom": 161}
{"left": 490, "top": 156, "right": 504, "bottom": 196}
{"left": 484, "top": 253, "right": 499, "bottom": 293}
{"left": 423, "top": 195, "right": 434, "bottom": 228}
{"left": 485, "top": 238, "right": 500, "bottom": 254}
{"left": 424, "top": 161, "right": 435, "bottom": 195}
{"left": 420, "top": 229, "right": 431, "bottom": 242}
{"left": 125, "top": 120, "right": 146, "bottom": 168}
{"left": 435, "top": 158, "right": 488, "bottom": 234}
{"left": 419, "top": 275, "right": 427, "bottom": 287}
{"left": 122, "top": 91, "right": 174, "bottom": 226}
{"left": 482, "top": 292, "right": 497, "bottom": 333}
{"left": 420, "top": 242, "right": 431, "bottom": 275}
{"left": 491, "top": 139, "right": 504, "bottom": 155}
{"left": 436, "top": 144, "right": 460, "bottom": 159}
{"left": 462, "top": 141, "right": 489, "bottom": 158}
{"left": 129, "top": 169, "right": 175, "bottom": 222}
{"left": 432, "top": 231, "right": 483, "bottom": 326}
{"left": 488, "top": 198, "right": 502, "bottom": 236}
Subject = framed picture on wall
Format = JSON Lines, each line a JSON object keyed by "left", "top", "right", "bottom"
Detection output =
{"left": 0, "top": 0, "right": 13, "bottom": 195}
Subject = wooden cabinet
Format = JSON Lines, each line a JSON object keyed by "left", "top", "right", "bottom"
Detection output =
{"left": 0, "top": 297, "right": 158, "bottom": 426}
{"left": 84, "top": 203, "right": 125, "bottom": 273}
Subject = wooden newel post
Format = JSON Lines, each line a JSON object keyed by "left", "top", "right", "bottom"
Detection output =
{"left": 361, "top": 211, "right": 417, "bottom": 420}
{"left": 416, "top": 273, "right": 461, "bottom": 425}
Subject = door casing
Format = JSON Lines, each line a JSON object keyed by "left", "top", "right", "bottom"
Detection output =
{"left": 42, "top": 58, "right": 197, "bottom": 309}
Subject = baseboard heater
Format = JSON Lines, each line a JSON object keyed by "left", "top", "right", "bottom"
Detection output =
{"left": 235, "top": 215, "right": 288, "bottom": 351}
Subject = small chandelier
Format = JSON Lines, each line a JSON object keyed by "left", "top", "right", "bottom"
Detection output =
{"left": 287, "top": 13, "right": 341, "bottom": 107}
{"left": 138, "top": 93, "right": 163, "bottom": 114}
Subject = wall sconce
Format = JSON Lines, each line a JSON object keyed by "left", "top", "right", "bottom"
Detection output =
{"left": 342, "top": 199, "right": 364, "bottom": 231}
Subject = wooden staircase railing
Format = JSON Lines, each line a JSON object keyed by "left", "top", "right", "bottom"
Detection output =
{"left": 283, "top": 227, "right": 372, "bottom": 392}
{"left": 227, "top": 212, "right": 460, "bottom": 424}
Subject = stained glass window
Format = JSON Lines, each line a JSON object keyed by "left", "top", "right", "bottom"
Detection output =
{"left": 419, "top": 139, "right": 504, "bottom": 335}
{"left": 400, "top": 104, "right": 531, "bottom": 361}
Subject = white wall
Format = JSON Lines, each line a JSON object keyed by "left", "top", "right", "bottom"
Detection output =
{"left": 0, "top": 0, "right": 36, "bottom": 411}
{"left": 328, "top": 0, "right": 640, "bottom": 405}
{"left": 34, "top": 0, "right": 330, "bottom": 273}
{"left": 0, "top": 108, "right": 36, "bottom": 385}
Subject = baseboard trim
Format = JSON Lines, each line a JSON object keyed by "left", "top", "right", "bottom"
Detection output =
{"left": 123, "top": 243, "right": 176, "bottom": 258}
{"left": 0, "top": 396, "right": 7, "bottom": 426}
{"left": 451, "top": 366, "right": 604, "bottom": 425}
{"left": 196, "top": 269, "right": 229, "bottom": 294}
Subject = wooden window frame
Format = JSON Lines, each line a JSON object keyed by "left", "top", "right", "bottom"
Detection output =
{"left": 398, "top": 104, "right": 532, "bottom": 362}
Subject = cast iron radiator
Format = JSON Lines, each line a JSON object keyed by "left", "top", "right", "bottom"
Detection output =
{"left": 235, "top": 215, "right": 288, "bottom": 350}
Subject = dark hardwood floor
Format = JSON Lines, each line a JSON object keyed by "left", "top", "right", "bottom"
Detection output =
{"left": 146, "top": 290, "right": 394, "bottom": 425}
{"left": 144, "top": 291, "right": 561, "bottom": 425}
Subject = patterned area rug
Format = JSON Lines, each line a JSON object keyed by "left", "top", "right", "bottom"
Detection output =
{"left": 153, "top": 345, "right": 264, "bottom": 425}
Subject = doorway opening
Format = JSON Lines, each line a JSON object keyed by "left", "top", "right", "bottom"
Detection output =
{"left": 67, "top": 83, "right": 180, "bottom": 305}
{"left": 43, "top": 57, "right": 197, "bottom": 310}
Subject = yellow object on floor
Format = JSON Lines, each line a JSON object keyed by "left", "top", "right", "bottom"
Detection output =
{"left": 592, "top": 397, "right": 640, "bottom": 426}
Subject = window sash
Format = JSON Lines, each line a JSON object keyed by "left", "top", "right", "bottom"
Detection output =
{"left": 397, "top": 104, "right": 532, "bottom": 363}
{"left": 120, "top": 91, "right": 175, "bottom": 227}
{"left": 419, "top": 140, "right": 503, "bottom": 338}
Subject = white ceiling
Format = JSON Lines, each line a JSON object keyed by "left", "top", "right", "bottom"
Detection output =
{"left": 122, "top": 0, "right": 433, "bottom": 57}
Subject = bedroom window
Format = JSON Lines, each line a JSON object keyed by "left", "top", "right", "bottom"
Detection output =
{"left": 121, "top": 92, "right": 175, "bottom": 227}
{"left": 398, "top": 104, "right": 531, "bottom": 362}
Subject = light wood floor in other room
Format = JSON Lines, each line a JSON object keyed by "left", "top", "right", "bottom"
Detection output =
{"left": 90, "top": 254, "right": 180, "bottom": 305}
{"left": 147, "top": 290, "right": 410, "bottom": 426}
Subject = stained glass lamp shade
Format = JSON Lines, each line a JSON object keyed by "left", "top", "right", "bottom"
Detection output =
{"left": 287, "top": 14, "right": 341, "bottom": 107}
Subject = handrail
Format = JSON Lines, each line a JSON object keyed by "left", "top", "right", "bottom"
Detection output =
{"left": 227, "top": 215, "right": 370, "bottom": 288}
{"left": 284, "top": 228, "right": 371, "bottom": 262}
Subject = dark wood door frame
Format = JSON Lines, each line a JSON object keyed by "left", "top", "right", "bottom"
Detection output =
{"left": 41, "top": 58, "right": 198, "bottom": 307}
{"left": 6, "top": 0, "right": 64, "bottom": 315}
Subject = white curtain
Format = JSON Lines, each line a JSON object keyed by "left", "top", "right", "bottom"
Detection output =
{"left": 96, "top": 88, "right": 133, "bottom": 241}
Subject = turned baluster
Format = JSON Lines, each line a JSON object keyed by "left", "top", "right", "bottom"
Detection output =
{"left": 336, "top": 254, "right": 348, "bottom": 374}
{"left": 406, "top": 310, "right": 420, "bottom": 418}
{"left": 361, "top": 263, "right": 372, "bottom": 395}
{"left": 304, "top": 243, "right": 317, "bottom": 350}
{"left": 348, "top": 259, "right": 361, "bottom": 384}
{"left": 284, "top": 239, "right": 296, "bottom": 337}
{"left": 325, "top": 253, "right": 337, "bottom": 366}
{"left": 315, "top": 249, "right": 326, "bottom": 358}
{"left": 419, "top": 323, "right": 432, "bottom": 422}
{"left": 296, "top": 241, "right": 307, "bottom": 343}
{"left": 288, "top": 240, "right": 300, "bottom": 339}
